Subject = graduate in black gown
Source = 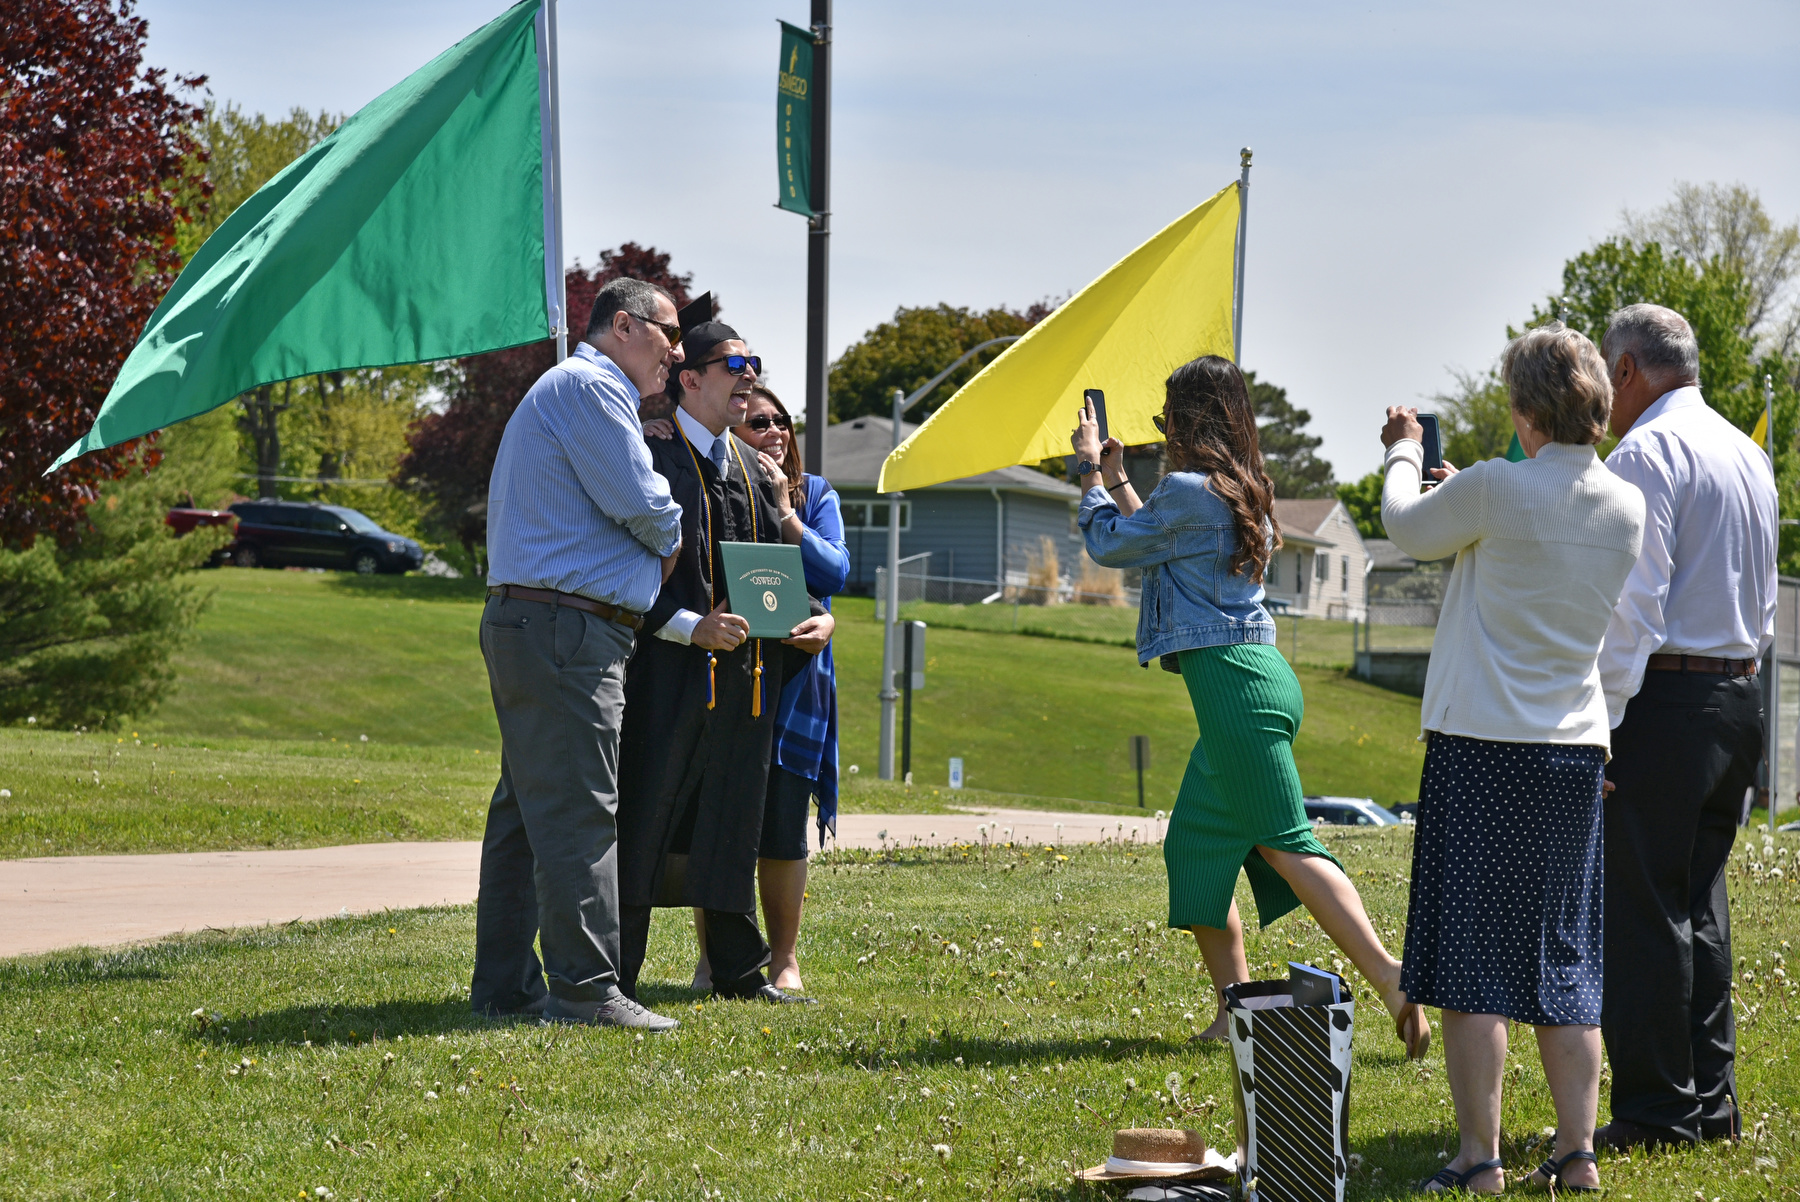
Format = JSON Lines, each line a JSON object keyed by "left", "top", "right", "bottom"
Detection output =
{"left": 615, "top": 317, "right": 834, "bottom": 1003}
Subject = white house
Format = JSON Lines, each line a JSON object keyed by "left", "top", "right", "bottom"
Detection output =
{"left": 1267, "top": 498, "right": 1367, "bottom": 620}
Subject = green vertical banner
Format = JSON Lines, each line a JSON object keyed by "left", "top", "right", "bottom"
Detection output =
{"left": 776, "top": 20, "right": 815, "bottom": 217}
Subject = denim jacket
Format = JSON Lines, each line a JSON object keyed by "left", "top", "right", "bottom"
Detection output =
{"left": 1079, "top": 472, "right": 1277, "bottom": 665}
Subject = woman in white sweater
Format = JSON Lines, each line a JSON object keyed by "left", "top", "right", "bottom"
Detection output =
{"left": 1380, "top": 324, "right": 1645, "bottom": 1195}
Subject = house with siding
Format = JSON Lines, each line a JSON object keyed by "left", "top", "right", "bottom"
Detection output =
{"left": 798, "top": 416, "right": 1083, "bottom": 595}
{"left": 1267, "top": 498, "right": 1367, "bottom": 619}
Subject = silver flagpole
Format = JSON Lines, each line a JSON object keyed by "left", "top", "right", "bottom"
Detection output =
{"left": 536, "top": 0, "right": 567, "bottom": 360}
{"left": 548, "top": 0, "right": 566, "bottom": 361}
{"left": 1767, "top": 372, "right": 1778, "bottom": 834}
{"left": 1232, "top": 147, "right": 1252, "bottom": 364}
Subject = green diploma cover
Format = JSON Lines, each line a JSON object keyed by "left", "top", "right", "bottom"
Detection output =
{"left": 719, "top": 542, "right": 810, "bottom": 638}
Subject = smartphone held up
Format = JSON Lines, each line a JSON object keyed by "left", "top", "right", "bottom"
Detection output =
{"left": 1417, "top": 412, "right": 1443, "bottom": 487}
{"left": 1083, "top": 388, "right": 1110, "bottom": 456}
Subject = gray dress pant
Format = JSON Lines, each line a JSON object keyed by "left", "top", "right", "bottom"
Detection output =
{"left": 470, "top": 593, "right": 633, "bottom": 1011}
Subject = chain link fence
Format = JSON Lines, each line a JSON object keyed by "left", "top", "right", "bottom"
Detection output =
{"left": 875, "top": 565, "right": 1141, "bottom": 618}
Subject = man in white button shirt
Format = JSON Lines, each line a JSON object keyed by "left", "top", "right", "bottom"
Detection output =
{"left": 1595, "top": 303, "right": 1777, "bottom": 1149}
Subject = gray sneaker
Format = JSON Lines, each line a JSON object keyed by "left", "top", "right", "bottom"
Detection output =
{"left": 544, "top": 993, "right": 679, "bottom": 1032}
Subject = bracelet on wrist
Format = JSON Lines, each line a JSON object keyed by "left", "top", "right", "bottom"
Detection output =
{"left": 1105, "top": 479, "right": 1130, "bottom": 493}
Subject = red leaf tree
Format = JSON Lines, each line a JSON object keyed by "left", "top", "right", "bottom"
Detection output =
{"left": 396, "top": 243, "right": 695, "bottom": 571}
{"left": 0, "top": 0, "right": 206, "bottom": 547}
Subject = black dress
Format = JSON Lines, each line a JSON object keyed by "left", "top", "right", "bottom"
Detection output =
{"left": 615, "top": 431, "right": 816, "bottom": 916}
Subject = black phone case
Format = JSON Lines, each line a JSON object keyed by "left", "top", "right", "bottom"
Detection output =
{"left": 1084, "top": 389, "right": 1108, "bottom": 445}
{"left": 1418, "top": 414, "right": 1442, "bottom": 487}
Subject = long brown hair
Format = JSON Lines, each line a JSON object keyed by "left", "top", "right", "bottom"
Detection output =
{"left": 1161, "top": 355, "right": 1281, "bottom": 582}
{"left": 745, "top": 384, "right": 806, "bottom": 512}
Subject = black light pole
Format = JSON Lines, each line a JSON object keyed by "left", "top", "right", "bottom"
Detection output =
{"left": 802, "top": 0, "right": 832, "bottom": 477}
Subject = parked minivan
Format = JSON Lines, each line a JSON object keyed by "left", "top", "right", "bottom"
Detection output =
{"left": 225, "top": 501, "right": 423, "bottom": 574}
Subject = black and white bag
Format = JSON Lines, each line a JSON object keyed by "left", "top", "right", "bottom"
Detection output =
{"left": 1224, "top": 972, "right": 1355, "bottom": 1202}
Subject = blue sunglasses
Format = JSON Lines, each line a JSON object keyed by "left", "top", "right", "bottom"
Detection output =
{"left": 696, "top": 353, "right": 762, "bottom": 377}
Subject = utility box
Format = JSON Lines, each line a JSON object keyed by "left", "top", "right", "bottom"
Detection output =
{"left": 900, "top": 620, "right": 926, "bottom": 691}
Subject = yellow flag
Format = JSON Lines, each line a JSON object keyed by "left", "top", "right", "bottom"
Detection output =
{"left": 878, "top": 182, "right": 1240, "bottom": 493}
{"left": 1752, "top": 408, "right": 1768, "bottom": 448}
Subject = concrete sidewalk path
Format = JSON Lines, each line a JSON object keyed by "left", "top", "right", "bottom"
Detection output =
{"left": 0, "top": 808, "right": 1164, "bottom": 959}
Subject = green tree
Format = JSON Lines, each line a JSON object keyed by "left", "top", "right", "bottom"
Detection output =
{"left": 828, "top": 301, "right": 1055, "bottom": 423}
{"left": 1336, "top": 471, "right": 1385, "bottom": 539}
{"left": 1429, "top": 369, "right": 1518, "bottom": 467}
{"left": 1621, "top": 182, "right": 1799, "bottom": 360}
{"left": 1247, "top": 370, "right": 1335, "bottom": 497}
{"left": 1523, "top": 239, "right": 1759, "bottom": 400}
{"left": 276, "top": 365, "right": 436, "bottom": 544}
{"left": 1521, "top": 236, "right": 1799, "bottom": 573}
{"left": 0, "top": 447, "right": 224, "bottom": 730}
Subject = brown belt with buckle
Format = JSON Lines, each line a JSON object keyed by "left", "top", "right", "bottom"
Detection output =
{"left": 486, "top": 584, "right": 644, "bottom": 631}
{"left": 1646, "top": 653, "right": 1757, "bottom": 677}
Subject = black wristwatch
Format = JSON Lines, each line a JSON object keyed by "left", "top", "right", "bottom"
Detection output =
{"left": 1077, "top": 459, "right": 1104, "bottom": 478}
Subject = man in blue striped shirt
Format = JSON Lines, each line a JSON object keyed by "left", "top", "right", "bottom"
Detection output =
{"left": 471, "top": 277, "right": 686, "bottom": 1032}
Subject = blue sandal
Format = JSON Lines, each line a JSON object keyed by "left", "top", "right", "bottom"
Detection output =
{"left": 1418, "top": 1157, "right": 1503, "bottom": 1194}
{"left": 1525, "top": 1148, "right": 1600, "bottom": 1194}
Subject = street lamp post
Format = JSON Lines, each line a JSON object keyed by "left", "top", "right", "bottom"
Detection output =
{"left": 876, "top": 335, "right": 1021, "bottom": 780}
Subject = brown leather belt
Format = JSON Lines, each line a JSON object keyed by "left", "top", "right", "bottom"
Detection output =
{"left": 486, "top": 584, "right": 643, "bottom": 631}
{"left": 1646, "top": 653, "right": 1757, "bottom": 677}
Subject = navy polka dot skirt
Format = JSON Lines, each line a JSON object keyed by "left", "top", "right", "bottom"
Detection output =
{"left": 1399, "top": 733, "right": 1606, "bottom": 1026}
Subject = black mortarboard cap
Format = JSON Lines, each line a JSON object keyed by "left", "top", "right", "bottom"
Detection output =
{"left": 680, "top": 320, "right": 741, "bottom": 375}
{"left": 677, "top": 291, "right": 714, "bottom": 341}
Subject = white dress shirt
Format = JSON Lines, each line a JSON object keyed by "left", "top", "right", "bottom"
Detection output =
{"left": 653, "top": 406, "right": 732, "bottom": 645}
{"left": 1383, "top": 439, "right": 1645, "bottom": 748}
{"left": 1597, "top": 385, "right": 1779, "bottom": 726}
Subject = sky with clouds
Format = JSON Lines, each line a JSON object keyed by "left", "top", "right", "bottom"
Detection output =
{"left": 138, "top": 0, "right": 1800, "bottom": 479}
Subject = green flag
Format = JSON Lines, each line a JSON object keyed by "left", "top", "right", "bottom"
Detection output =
{"left": 775, "top": 20, "right": 815, "bottom": 218}
{"left": 1505, "top": 431, "right": 1527, "bottom": 461}
{"left": 52, "top": 0, "right": 559, "bottom": 472}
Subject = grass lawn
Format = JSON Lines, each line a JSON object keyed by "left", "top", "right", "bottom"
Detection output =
{"left": 0, "top": 731, "right": 496, "bottom": 859}
{"left": 0, "top": 571, "right": 1432, "bottom": 858}
{"left": 897, "top": 603, "right": 1437, "bottom": 670}
{"left": 141, "top": 571, "right": 499, "bottom": 750}
{"left": 0, "top": 730, "right": 1155, "bottom": 859}
{"left": 149, "top": 570, "right": 1429, "bottom": 807}
{"left": 835, "top": 598, "right": 1427, "bottom": 807}
{"left": 2, "top": 830, "right": 1795, "bottom": 1199}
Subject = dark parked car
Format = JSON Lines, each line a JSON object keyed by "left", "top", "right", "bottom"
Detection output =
{"left": 225, "top": 500, "right": 423, "bottom": 575}
{"left": 1303, "top": 795, "right": 1406, "bottom": 827}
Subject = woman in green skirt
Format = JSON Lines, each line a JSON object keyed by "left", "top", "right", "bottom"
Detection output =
{"left": 1072, "top": 356, "right": 1428, "bottom": 1059}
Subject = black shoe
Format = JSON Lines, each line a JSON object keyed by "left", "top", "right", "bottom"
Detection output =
{"left": 1595, "top": 1119, "right": 1692, "bottom": 1152}
{"left": 713, "top": 981, "right": 817, "bottom": 1004}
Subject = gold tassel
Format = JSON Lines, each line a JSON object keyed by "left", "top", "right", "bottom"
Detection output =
{"left": 751, "top": 642, "right": 763, "bottom": 717}
{"left": 706, "top": 652, "right": 716, "bottom": 711}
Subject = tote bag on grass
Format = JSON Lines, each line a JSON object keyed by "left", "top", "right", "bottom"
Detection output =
{"left": 1224, "top": 972, "right": 1354, "bottom": 1202}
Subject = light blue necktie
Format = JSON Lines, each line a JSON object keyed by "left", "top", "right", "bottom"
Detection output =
{"left": 709, "top": 438, "right": 727, "bottom": 475}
